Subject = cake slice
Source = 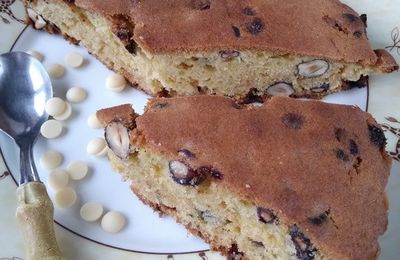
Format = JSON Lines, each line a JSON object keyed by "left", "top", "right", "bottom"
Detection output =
{"left": 97, "top": 96, "right": 391, "bottom": 259}
{"left": 25, "top": 0, "right": 398, "bottom": 99}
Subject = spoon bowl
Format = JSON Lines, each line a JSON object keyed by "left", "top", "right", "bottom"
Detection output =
{"left": 0, "top": 52, "right": 52, "bottom": 143}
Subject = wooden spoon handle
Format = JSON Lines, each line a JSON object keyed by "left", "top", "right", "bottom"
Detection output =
{"left": 16, "top": 182, "right": 65, "bottom": 260}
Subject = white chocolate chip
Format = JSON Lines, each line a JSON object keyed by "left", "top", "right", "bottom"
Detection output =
{"left": 45, "top": 97, "right": 67, "bottom": 117}
{"left": 40, "top": 119, "right": 63, "bottom": 139}
{"left": 54, "top": 187, "right": 77, "bottom": 208}
{"left": 101, "top": 211, "right": 126, "bottom": 233}
{"left": 26, "top": 50, "right": 44, "bottom": 62}
{"left": 53, "top": 102, "right": 72, "bottom": 121}
{"left": 86, "top": 138, "right": 107, "bottom": 156}
{"left": 67, "top": 160, "right": 88, "bottom": 180}
{"left": 66, "top": 86, "right": 87, "bottom": 103}
{"left": 87, "top": 113, "right": 103, "bottom": 129}
{"left": 80, "top": 202, "right": 104, "bottom": 222}
{"left": 48, "top": 169, "right": 69, "bottom": 190}
{"left": 40, "top": 150, "right": 63, "bottom": 169}
{"left": 47, "top": 64, "right": 65, "bottom": 79}
{"left": 64, "top": 52, "right": 84, "bottom": 68}
{"left": 105, "top": 73, "right": 126, "bottom": 92}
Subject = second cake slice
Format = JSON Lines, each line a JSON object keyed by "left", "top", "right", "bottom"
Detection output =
{"left": 97, "top": 96, "right": 391, "bottom": 259}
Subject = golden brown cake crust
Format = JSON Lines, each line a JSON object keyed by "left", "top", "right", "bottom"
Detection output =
{"left": 74, "top": 0, "right": 397, "bottom": 68}
{"left": 98, "top": 96, "right": 391, "bottom": 259}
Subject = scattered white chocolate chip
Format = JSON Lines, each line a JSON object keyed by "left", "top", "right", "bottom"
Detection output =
{"left": 87, "top": 113, "right": 103, "bottom": 129}
{"left": 105, "top": 73, "right": 126, "bottom": 92}
{"left": 26, "top": 50, "right": 44, "bottom": 62}
{"left": 80, "top": 202, "right": 104, "bottom": 222}
{"left": 54, "top": 187, "right": 77, "bottom": 208}
{"left": 64, "top": 52, "right": 84, "bottom": 68}
{"left": 40, "top": 119, "right": 63, "bottom": 139}
{"left": 86, "top": 138, "right": 107, "bottom": 156}
{"left": 67, "top": 160, "right": 89, "bottom": 180}
{"left": 53, "top": 102, "right": 72, "bottom": 121}
{"left": 45, "top": 97, "right": 67, "bottom": 117}
{"left": 40, "top": 150, "right": 63, "bottom": 169}
{"left": 101, "top": 211, "right": 126, "bottom": 233}
{"left": 48, "top": 169, "right": 69, "bottom": 190}
{"left": 66, "top": 86, "right": 87, "bottom": 103}
{"left": 47, "top": 64, "right": 65, "bottom": 79}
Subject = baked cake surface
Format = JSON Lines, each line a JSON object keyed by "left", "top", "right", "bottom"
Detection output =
{"left": 25, "top": 0, "right": 398, "bottom": 99}
{"left": 76, "top": 0, "right": 382, "bottom": 63}
{"left": 97, "top": 96, "right": 391, "bottom": 259}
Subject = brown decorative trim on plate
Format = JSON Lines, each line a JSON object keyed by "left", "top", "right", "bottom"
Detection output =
{"left": 0, "top": 170, "right": 9, "bottom": 181}
{"left": 386, "top": 27, "right": 400, "bottom": 56}
{"left": 0, "top": 0, "right": 24, "bottom": 24}
{"left": 199, "top": 252, "right": 208, "bottom": 259}
{"left": 0, "top": 257, "right": 24, "bottom": 260}
{"left": 381, "top": 117, "right": 400, "bottom": 161}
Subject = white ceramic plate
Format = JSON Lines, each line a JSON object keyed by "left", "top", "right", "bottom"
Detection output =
{"left": 0, "top": 1, "right": 399, "bottom": 259}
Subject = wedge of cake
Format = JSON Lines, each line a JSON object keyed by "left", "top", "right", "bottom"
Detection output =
{"left": 97, "top": 96, "right": 391, "bottom": 259}
{"left": 25, "top": 0, "right": 398, "bottom": 99}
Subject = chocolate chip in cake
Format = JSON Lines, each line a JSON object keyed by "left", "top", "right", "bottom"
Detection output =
{"left": 197, "top": 166, "right": 223, "bottom": 179}
{"left": 257, "top": 207, "right": 277, "bottom": 224}
{"left": 241, "top": 88, "right": 264, "bottom": 105}
{"left": 115, "top": 29, "right": 130, "bottom": 41}
{"left": 334, "top": 128, "right": 346, "bottom": 142}
{"left": 114, "top": 28, "right": 137, "bottom": 54}
{"left": 178, "top": 149, "right": 195, "bottom": 159}
{"left": 297, "top": 60, "right": 330, "bottom": 78}
{"left": 105, "top": 120, "right": 132, "bottom": 159}
{"left": 349, "top": 139, "right": 359, "bottom": 155}
{"left": 232, "top": 25, "right": 241, "bottom": 38}
{"left": 227, "top": 244, "right": 244, "bottom": 260}
{"left": 246, "top": 17, "right": 264, "bottom": 35}
{"left": 242, "top": 6, "right": 255, "bottom": 16}
{"left": 353, "top": 31, "right": 362, "bottom": 38}
{"left": 266, "top": 82, "right": 294, "bottom": 97}
{"left": 282, "top": 113, "right": 305, "bottom": 130}
{"left": 169, "top": 160, "right": 205, "bottom": 186}
{"left": 368, "top": 124, "right": 386, "bottom": 148}
{"left": 219, "top": 50, "right": 240, "bottom": 59}
{"left": 192, "top": 0, "right": 210, "bottom": 10}
{"left": 289, "top": 225, "right": 317, "bottom": 260}
{"left": 125, "top": 41, "right": 137, "bottom": 54}
{"left": 336, "top": 149, "right": 350, "bottom": 162}
{"left": 152, "top": 102, "right": 169, "bottom": 109}
{"left": 308, "top": 210, "right": 330, "bottom": 226}
{"left": 311, "top": 83, "right": 330, "bottom": 93}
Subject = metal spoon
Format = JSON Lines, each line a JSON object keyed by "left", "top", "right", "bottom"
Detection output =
{"left": 0, "top": 52, "right": 64, "bottom": 260}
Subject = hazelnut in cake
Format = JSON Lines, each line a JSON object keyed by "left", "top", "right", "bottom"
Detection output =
{"left": 25, "top": 0, "right": 398, "bottom": 99}
{"left": 97, "top": 96, "right": 391, "bottom": 259}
